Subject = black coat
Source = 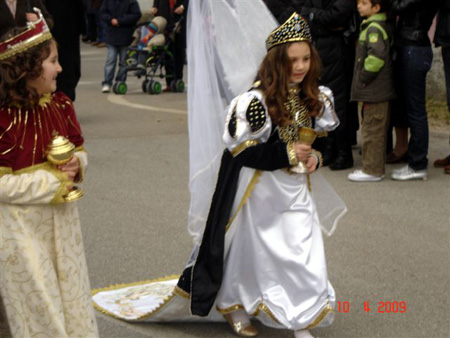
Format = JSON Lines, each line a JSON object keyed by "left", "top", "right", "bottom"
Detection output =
{"left": 0, "top": 0, "right": 53, "bottom": 38}
{"left": 390, "top": 0, "right": 439, "bottom": 47}
{"left": 263, "top": 0, "right": 305, "bottom": 24}
{"left": 45, "top": 0, "right": 85, "bottom": 101}
{"left": 434, "top": 0, "right": 450, "bottom": 47}
{"left": 153, "top": 0, "right": 188, "bottom": 31}
{"left": 301, "top": 0, "right": 357, "bottom": 119}
{"left": 100, "top": 0, "right": 141, "bottom": 46}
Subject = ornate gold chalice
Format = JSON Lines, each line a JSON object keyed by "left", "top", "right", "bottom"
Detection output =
{"left": 46, "top": 134, "right": 84, "bottom": 202}
{"left": 291, "top": 126, "right": 317, "bottom": 174}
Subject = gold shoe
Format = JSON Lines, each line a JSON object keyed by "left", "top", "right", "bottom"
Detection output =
{"left": 224, "top": 313, "right": 258, "bottom": 337}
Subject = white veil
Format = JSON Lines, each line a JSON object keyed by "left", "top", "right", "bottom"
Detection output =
{"left": 186, "top": 0, "right": 347, "bottom": 241}
{"left": 186, "top": 0, "right": 278, "bottom": 243}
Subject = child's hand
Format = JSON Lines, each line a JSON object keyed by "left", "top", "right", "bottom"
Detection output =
{"left": 294, "top": 143, "right": 312, "bottom": 163}
{"left": 305, "top": 155, "right": 318, "bottom": 173}
{"left": 174, "top": 5, "right": 185, "bottom": 15}
{"left": 58, "top": 156, "right": 80, "bottom": 182}
{"left": 151, "top": 7, "right": 158, "bottom": 15}
{"left": 111, "top": 18, "right": 119, "bottom": 26}
{"left": 26, "top": 13, "right": 39, "bottom": 22}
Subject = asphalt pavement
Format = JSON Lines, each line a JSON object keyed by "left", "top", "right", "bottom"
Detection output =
{"left": 8, "top": 42, "right": 450, "bottom": 338}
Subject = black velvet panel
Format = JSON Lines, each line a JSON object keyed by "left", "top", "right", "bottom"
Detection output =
{"left": 188, "top": 150, "right": 243, "bottom": 316}
{"left": 235, "top": 141, "right": 290, "bottom": 171}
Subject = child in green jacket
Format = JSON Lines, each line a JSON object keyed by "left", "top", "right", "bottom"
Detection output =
{"left": 348, "top": 0, "right": 395, "bottom": 182}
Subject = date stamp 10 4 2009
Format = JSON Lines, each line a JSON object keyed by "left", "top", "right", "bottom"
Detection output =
{"left": 336, "top": 301, "right": 407, "bottom": 314}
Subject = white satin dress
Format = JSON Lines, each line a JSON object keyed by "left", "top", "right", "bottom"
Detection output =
{"left": 216, "top": 88, "right": 336, "bottom": 330}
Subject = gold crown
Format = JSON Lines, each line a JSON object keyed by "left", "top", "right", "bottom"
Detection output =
{"left": 265, "top": 12, "right": 312, "bottom": 51}
{"left": 0, "top": 8, "right": 52, "bottom": 61}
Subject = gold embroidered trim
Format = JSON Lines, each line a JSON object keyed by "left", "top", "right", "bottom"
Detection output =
{"left": 306, "top": 301, "right": 335, "bottom": 329}
{"left": 216, "top": 304, "right": 245, "bottom": 314}
{"left": 13, "top": 161, "right": 52, "bottom": 175}
{"left": 0, "top": 31, "right": 52, "bottom": 61}
{"left": 310, "top": 149, "right": 323, "bottom": 169}
{"left": 287, "top": 142, "right": 298, "bottom": 166}
{"left": 231, "top": 140, "right": 259, "bottom": 157}
{"left": 0, "top": 166, "right": 13, "bottom": 178}
{"left": 91, "top": 275, "right": 180, "bottom": 320}
{"left": 252, "top": 303, "right": 280, "bottom": 324}
{"left": 225, "top": 170, "right": 262, "bottom": 231}
{"left": 38, "top": 93, "right": 52, "bottom": 107}
{"left": 2, "top": 162, "right": 70, "bottom": 204}
{"left": 50, "top": 175, "right": 70, "bottom": 205}
{"left": 73, "top": 148, "right": 87, "bottom": 183}
{"left": 173, "top": 285, "right": 190, "bottom": 299}
{"left": 216, "top": 302, "right": 280, "bottom": 324}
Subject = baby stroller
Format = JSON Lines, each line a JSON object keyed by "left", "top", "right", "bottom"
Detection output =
{"left": 113, "top": 15, "right": 185, "bottom": 95}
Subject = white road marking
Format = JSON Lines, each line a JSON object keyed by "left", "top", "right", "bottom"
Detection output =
{"left": 107, "top": 95, "right": 187, "bottom": 115}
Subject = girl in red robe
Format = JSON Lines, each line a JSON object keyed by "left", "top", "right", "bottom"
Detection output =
{"left": 0, "top": 14, "right": 98, "bottom": 338}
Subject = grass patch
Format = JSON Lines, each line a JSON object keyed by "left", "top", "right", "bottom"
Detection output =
{"left": 427, "top": 98, "right": 450, "bottom": 131}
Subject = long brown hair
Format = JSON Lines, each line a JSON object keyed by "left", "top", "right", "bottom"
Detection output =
{"left": 0, "top": 29, "right": 53, "bottom": 109}
{"left": 257, "top": 41, "right": 323, "bottom": 126}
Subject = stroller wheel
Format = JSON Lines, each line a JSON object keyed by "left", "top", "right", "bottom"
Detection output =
{"left": 174, "top": 79, "right": 185, "bottom": 93}
{"left": 113, "top": 82, "right": 128, "bottom": 95}
{"left": 142, "top": 80, "right": 149, "bottom": 93}
{"left": 147, "top": 80, "right": 162, "bottom": 95}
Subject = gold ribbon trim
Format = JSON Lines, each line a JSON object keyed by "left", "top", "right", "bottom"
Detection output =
{"left": 231, "top": 140, "right": 259, "bottom": 157}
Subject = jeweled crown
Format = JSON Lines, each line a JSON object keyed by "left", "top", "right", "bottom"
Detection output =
{"left": 0, "top": 8, "right": 52, "bottom": 61}
{"left": 265, "top": 12, "right": 312, "bottom": 51}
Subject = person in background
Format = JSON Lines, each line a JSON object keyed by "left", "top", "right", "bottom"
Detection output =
{"left": 0, "top": 0, "right": 53, "bottom": 37}
{"left": 0, "top": 12, "right": 98, "bottom": 337}
{"left": 151, "top": 0, "right": 188, "bottom": 91}
{"left": 264, "top": 0, "right": 305, "bottom": 24}
{"left": 348, "top": 0, "right": 395, "bottom": 182}
{"left": 99, "top": 0, "right": 141, "bottom": 93}
{"left": 83, "top": 0, "right": 102, "bottom": 44}
{"left": 45, "top": 0, "right": 85, "bottom": 101}
{"left": 432, "top": 0, "right": 450, "bottom": 175}
{"left": 301, "top": 0, "right": 358, "bottom": 170}
{"left": 390, "top": 0, "right": 439, "bottom": 181}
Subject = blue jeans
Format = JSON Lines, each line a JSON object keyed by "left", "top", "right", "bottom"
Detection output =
{"left": 396, "top": 45, "right": 433, "bottom": 170}
{"left": 103, "top": 45, "right": 128, "bottom": 86}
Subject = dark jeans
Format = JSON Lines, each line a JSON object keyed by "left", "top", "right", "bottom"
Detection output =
{"left": 396, "top": 45, "right": 433, "bottom": 170}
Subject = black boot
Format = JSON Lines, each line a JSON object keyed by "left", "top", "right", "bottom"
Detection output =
{"left": 329, "top": 151, "right": 354, "bottom": 170}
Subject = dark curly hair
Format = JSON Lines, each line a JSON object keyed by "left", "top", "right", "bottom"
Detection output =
{"left": 0, "top": 28, "right": 53, "bottom": 109}
{"left": 256, "top": 40, "right": 323, "bottom": 127}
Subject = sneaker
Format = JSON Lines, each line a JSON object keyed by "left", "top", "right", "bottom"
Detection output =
{"left": 101, "top": 84, "right": 111, "bottom": 93}
{"left": 348, "top": 170, "right": 384, "bottom": 182}
{"left": 391, "top": 165, "right": 428, "bottom": 181}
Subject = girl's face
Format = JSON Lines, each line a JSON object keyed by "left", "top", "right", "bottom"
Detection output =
{"left": 27, "top": 41, "right": 62, "bottom": 95}
{"left": 287, "top": 42, "right": 311, "bottom": 84}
